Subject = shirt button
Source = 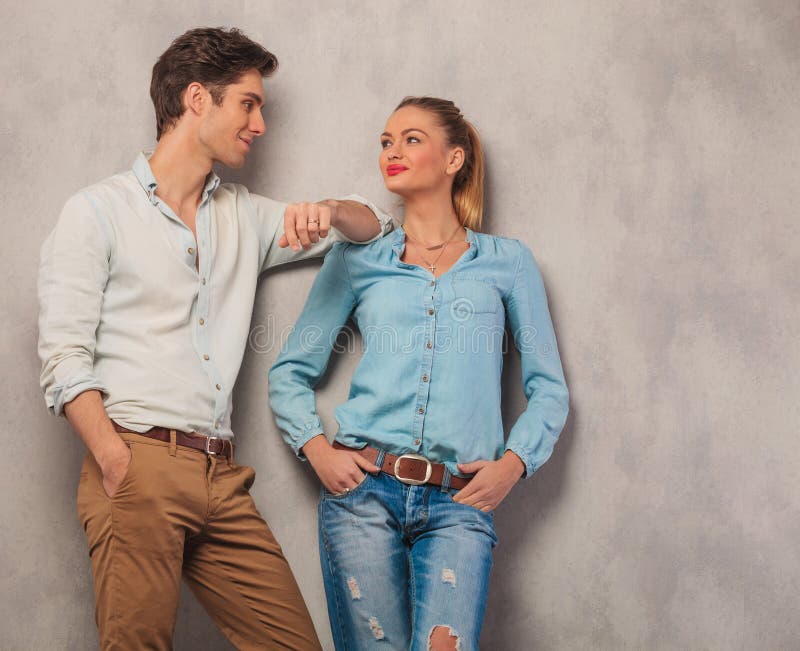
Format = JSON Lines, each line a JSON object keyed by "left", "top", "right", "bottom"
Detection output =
{"left": 188, "top": 247, "right": 195, "bottom": 255}
{"left": 202, "top": 278, "right": 207, "bottom": 285}
{"left": 199, "top": 318, "right": 205, "bottom": 325}
{"left": 418, "top": 407, "right": 424, "bottom": 414}
{"left": 203, "top": 354, "right": 210, "bottom": 361}
{"left": 414, "top": 438, "right": 421, "bottom": 445}
{"left": 426, "top": 341, "right": 432, "bottom": 349}
{"left": 422, "top": 375, "right": 428, "bottom": 382}
{"left": 216, "top": 384, "right": 221, "bottom": 390}
{"left": 428, "top": 308, "right": 434, "bottom": 315}
{"left": 430, "top": 281, "right": 435, "bottom": 286}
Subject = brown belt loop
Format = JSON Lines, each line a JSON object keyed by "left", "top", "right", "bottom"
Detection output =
{"left": 168, "top": 430, "right": 177, "bottom": 457}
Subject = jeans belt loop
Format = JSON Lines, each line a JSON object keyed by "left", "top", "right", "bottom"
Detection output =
{"left": 440, "top": 466, "right": 452, "bottom": 492}
{"left": 375, "top": 448, "right": 386, "bottom": 470}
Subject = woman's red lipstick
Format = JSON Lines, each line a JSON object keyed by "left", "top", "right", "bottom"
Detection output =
{"left": 386, "top": 165, "right": 408, "bottom": 176}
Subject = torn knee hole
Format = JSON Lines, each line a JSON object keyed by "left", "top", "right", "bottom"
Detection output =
{"left": 428, "top": 625, "right": 460, "bottom": 651}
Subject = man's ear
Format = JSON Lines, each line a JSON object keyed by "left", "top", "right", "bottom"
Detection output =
{"left": 183, "top": 82, "right": 207, "bottom": 117}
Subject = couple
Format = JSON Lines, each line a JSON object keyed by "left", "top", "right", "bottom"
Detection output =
{"left": 38, "top": 27, "right": 569, "bottom": 651}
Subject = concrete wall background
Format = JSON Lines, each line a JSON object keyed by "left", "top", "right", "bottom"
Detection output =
{"left": 1, "top": 1, "right": 798, "bottom": 649}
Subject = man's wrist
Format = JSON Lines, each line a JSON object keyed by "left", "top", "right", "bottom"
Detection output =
{"left": 319, "top": 199, "right": 340, "bottom": 228}
{"left": 95, "top": 434, "right": 129, "bottom": 472}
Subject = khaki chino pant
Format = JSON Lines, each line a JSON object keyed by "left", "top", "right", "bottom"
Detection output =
{"left": 77, "top": 432, "right": 321, "bottom": 650}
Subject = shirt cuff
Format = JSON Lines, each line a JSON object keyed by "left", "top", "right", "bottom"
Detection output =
{"left": 289, "top": 416, "right": 326, "bottom": 460}
{"left": 48, "top": 375, "right": 108, "bottom": 417}
{"left": 504, "top": 444, "right": 535, "bottom": 479}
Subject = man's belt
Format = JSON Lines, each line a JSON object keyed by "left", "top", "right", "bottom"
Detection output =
{"left": 333, "top": 441, "right": 470, "bottom": 490}
{"left": 113, "top": 422, "right": 233, "bottom": 459}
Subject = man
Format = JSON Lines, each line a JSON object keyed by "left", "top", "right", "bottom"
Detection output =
{"left": 38, "top": 27, "right": 391, "bottom": 650}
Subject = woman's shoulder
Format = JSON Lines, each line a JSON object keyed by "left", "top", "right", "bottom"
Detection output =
{"left": 335, "top": 228, "right": 400, "bottom": 263}
{"left": 472, "top": 230, "right": 532, "bottom": 260}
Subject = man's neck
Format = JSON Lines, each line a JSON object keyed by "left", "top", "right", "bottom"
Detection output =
{"left": 148, "top": 129, "right": 213, "bottom": 209}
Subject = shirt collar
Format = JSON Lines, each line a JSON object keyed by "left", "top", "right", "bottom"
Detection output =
{"left": 391, "top": 224, "right": 476, "bottom": 251}
{"left": 132, "top": 152, "right": 221, "bottom": 206}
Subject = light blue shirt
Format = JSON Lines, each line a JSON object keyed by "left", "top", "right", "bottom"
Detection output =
{"left": 269, "top": 226, "right": 569, "bottom": 477}
{"left": 37, "top": 152, "right": 393, "bottom": 438}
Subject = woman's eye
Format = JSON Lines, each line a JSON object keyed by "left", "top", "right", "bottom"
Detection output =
{"left": 381, "top": 140, "right": 391, "bottom": 148}
{"left": 407, "top": 136, "right": 420, "bottom": 144}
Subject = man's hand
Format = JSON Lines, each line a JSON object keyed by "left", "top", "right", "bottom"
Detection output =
{"left": 98, "top": 441, "right": 132, "bottom": 498}
{"left": 302, "top": 434, "right": 379, "bottom": 495}
{"left": 452, "top": 451, "right": 525, "bottom": 512}
{"left": 63, "top": 390, "right": 134, "bottom": 499}
{"left": 279, "top": 201, "right": 338, "bottom": 251}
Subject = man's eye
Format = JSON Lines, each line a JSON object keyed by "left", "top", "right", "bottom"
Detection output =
{"left": 244, "top": 102, "right": 253, "bottom": 111}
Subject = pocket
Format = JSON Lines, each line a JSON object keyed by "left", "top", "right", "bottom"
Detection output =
{"left": 449, "top": 278, "right": 499, "bottom": 317}
{"left": 323, "top": 471, "right": 372, "bottom": 499}
{"left": 447, "top": 487, "right": 495, "bottom": 517}
{"left": 105, "top": 441, "right": 136, "bottom": 500}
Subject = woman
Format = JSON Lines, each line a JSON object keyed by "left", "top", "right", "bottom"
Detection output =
{"left": 269, "top": 97, "right": 569, "bottom": 651}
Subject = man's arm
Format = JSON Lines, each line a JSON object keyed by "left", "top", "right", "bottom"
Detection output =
{"left": 279, "top": 199, "right": 387, "bottom": 250}
{"left": 64, "top": 391, "right": 131, "bottom": 498}
{"left": 38, "top": 192, "right": 130, "bottom": 497}
{"left": 242, "top": 189, "right": 393, "bottom": 273}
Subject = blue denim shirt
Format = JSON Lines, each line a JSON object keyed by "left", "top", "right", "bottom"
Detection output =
{"left": 269, "top": 226, "right": 569, "bottom": 478}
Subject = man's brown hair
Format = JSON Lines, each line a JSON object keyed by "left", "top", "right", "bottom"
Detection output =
{"left": 150, "top": 27, "right": 278, "bottom": 140}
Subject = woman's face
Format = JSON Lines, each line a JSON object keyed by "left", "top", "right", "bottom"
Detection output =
{"left": 379, "top": 106, "right": 463, "bottom": 197}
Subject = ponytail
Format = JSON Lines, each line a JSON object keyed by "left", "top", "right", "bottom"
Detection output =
{"left": 452, "top": 121, "right": 484, "bottom": 230}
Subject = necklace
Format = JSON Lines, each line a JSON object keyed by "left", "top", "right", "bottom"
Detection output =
{"left": 404, "top": 222, "right": 465, "bottom": 275}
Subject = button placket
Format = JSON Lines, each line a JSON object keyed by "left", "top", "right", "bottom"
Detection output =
{"left": 411, "top": 281, "right": 437, "bottom": 449}
{"left": 192, "top": 200, "right": 226, "bottom": 433}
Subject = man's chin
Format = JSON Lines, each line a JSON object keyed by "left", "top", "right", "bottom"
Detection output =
{"left": 223, "top": 155, "right": 247, "bottom": 170}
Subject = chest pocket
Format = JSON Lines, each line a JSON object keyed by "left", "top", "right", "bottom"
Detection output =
{"left": 448, "top": 277, "right": 499, "bottom": 319}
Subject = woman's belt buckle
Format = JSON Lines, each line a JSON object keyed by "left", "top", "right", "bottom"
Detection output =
{"left": 394, "top": 453, "right": 432, "bottom": 485}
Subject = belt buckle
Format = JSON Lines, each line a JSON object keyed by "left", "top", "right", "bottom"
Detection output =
{"left": 205, "top": 436, "right": 223, "bottom": 456}
{"left": 394, "top": 453, "right": 432, "bottom": 486}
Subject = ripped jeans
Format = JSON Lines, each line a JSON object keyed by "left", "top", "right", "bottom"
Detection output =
{"left": 318, "top": 467, "right": 497, "bottom": 650}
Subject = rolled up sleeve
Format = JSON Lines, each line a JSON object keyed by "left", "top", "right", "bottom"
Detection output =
{"left": 38, "top": 192, "right": 111, "bottom": 415}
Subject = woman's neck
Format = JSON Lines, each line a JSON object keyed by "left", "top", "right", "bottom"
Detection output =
{"left": 402, "top": 194, "right": 463, "bottom": 242}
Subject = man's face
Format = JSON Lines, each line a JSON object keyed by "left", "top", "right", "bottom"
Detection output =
{"left": 198, "top": 68, "right": 266, "bottom": 169}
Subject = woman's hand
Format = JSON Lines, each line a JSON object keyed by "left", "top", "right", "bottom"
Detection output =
{"left": 302, "top": 435, "right": 379, "bottom": 495}
{"left": 452, "top": 452, "right": 525, "bottom": 512}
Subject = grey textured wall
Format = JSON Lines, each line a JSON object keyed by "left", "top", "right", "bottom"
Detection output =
{"left": 2, "top": 1, "right": 797, "bottom": 649}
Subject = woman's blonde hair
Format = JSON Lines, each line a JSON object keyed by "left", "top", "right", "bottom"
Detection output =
{"left": 395, "top": 96, "right": 485, "bottom": 230}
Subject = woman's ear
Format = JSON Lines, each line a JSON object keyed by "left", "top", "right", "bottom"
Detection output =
{"left": 447, "top": 146, "right": 466, "bottom": 176}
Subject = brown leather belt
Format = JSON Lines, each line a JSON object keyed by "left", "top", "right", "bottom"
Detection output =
{"left": 113, "top": 422, "right": 234, "bottom": 459}
{"left": 333, "top": 442, "right": 470, "bottom": 490}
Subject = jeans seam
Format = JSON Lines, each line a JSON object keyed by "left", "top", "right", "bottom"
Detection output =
{"left": 320, "top": 498, "right": 350, "bottom": 651}
{"left": 408, "top": 546, "right": 417, "bottom": 634}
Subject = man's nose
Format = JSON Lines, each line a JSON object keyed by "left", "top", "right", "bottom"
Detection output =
{"left": 251, "top": 111, "right": 266, "bottom": 136}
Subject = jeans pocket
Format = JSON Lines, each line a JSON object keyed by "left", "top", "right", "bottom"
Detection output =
{"left": 323, "top": 471, "right": 373, "bottom": 499}
{"left": 447, "top": 487, "right": 495, "bottom": 517}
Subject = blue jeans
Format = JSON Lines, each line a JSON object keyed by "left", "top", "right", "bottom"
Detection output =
{"left": 318, "top": 466, "right": 498, "bottom": 650}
